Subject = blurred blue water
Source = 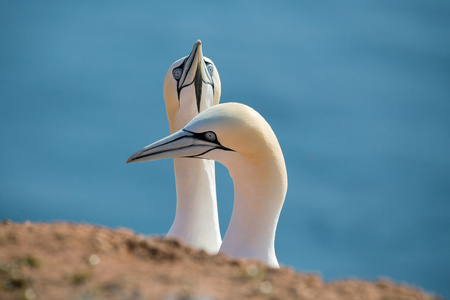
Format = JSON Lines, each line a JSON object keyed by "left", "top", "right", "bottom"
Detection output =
{"left": 1, "top": 1, "right": 449, "bottom": 298}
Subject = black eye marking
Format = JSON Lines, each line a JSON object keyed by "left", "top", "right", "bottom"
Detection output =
{"left": 204, "top": 60, "right": 215, "bottom": 99}
{"left": 204, "top": 131, "right": 216, "bottom": 142}
{"left": 185, "top": 130, "right": 219, "bottom": 143}
{"left": 182, "top": 129, "right": 234, "bottom": 155}
{"left": 172, "top": 68, "right": 182, "bottom": 80}
{"left": 206, "top": 63, "right": 214, "bottom": 76}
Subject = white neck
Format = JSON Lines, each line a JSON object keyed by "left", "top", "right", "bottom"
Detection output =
{"left": 219, "top": 153, "right": 287, "bottom": 267}
{"left": 166, "top": 157, "right": 222, "bottom": 254}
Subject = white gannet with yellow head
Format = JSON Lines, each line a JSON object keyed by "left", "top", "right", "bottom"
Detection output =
{"left": 127, "top": 103, "right": 288, "bottom": 267}
{"left": 161, "top": 40, "right": 222, "bottom": 254}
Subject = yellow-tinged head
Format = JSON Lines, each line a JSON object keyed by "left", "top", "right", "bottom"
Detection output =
{"left": 127, "top": 103, "right": 286, "bottom": 187}
{"left": 163, "top": 40, "right": 221, "bottom": 132}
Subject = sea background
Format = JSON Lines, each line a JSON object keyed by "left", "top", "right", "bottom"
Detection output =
{"left": 1, "top": 1, "right": 449, "bottom": 298}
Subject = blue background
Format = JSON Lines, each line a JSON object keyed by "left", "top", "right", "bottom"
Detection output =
{"left": 1, "top": 1, "right": 449, "bottom": 298}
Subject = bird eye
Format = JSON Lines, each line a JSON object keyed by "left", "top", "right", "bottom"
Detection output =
{"left": 172, "top": 68, "right": 182, "bottom": 80}
{"left": 204, "top": 131, "right": 216, "bottom": 141}
{"left": 207, "top": 64, "right": 214, "bottom": 76}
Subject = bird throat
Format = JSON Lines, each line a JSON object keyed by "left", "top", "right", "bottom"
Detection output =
{"left": 194, "top": 64, "right": 203, "bottom": 113}
{"left": 176, "top": 61, "right": 214, "bottom": 113}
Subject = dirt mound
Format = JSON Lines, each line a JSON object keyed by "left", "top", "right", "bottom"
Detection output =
{"left": 0, "top": 221, "right": 438, "bottom": 300}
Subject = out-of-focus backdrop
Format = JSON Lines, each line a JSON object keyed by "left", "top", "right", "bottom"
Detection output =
{"left": 1, "top": 1, "right": 449, "bottom": 298}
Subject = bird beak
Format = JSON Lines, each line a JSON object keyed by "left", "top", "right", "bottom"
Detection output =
{"left": 179, "top": 40, "right": 212, "bottom": 89}
{"left": 126, "top": 130, "right": 218, "bottom": 164}
{"left": 176, "top": 40, "right": 214, "bottom": 112}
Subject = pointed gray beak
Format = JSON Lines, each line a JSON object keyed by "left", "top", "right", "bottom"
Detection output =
{"left": 178, "top": 40, "right": 211, "bottom": 88}
{"left": 126, "top": 130, "right": 219, "bottom": 164}
{"left": 176, "top": 40, "right": 214, "bottom": 111}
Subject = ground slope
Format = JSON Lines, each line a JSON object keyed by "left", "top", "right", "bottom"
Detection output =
{"left": 0, "top": 221, "right": 439, "bottom": 300}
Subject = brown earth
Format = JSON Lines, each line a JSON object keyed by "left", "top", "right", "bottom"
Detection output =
{"left": 0, "top": 221, "right": 440, "bottom": 300}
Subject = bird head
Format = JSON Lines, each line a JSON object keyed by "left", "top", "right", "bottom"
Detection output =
{"left": 127, "top": 103, "right": 283, "bottom": 169}
{"left": 163, "top": 40, "right": 221, "bottom": 133}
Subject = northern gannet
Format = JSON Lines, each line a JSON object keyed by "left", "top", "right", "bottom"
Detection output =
{"left": 162, "top": 40, "right": 222, "bottom": 253}
{"left": 127, "top": 103, "right": 288, "bottom": 267}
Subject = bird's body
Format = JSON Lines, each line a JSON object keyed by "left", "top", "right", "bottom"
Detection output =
{"left": 127, "top": 103, "right": 288, "bottom": 267}
{"left": 162, "top": 40, "right": 222, "bottom": 254}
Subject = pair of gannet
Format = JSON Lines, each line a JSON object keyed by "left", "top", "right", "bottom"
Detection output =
{"left": 127, "top": 41, "right": 287, "bottom": 268}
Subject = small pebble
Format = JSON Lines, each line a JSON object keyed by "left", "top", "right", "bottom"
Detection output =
{"left": 24, "top": 288, "right": 36, "bottom": 300}
{"left": 259, "top": 281, "right": 273, "bottom": 294}
{"left": 88, "top": 254, "right": 100, "bottom": 266}
{"left": 246, "top": 264, "right": 260, "bottom": 277}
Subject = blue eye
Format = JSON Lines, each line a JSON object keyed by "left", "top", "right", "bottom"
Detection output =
{"left": 204, "top": 131, "right": 216, "bottom": 141}
{"left": 172, "top": 68, "right": 182, "bottom": 80}
{"left": 207, "top": 64, "right": 214, "bottom": 76}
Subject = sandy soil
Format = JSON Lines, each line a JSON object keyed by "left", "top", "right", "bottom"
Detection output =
{"left": 0, "top": 221, "right": 440, "bottom": 300}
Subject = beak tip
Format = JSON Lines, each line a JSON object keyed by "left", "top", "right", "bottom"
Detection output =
{"left": 196, "top": 39, "right": 202, "bottom": 45}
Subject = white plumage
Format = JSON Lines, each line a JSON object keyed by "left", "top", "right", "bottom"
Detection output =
{"left": 161, "top": 40, "right": 222, "bottom": 254}
{"left": 127, "top": 103, "right": 287, "bottom": 267}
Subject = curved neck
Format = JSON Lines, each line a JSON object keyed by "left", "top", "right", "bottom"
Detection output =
{"left": 167, "top": 157, "right": 222, "bottom": 254}
{"left": 220, "top": 154, "right": 287, "bottom": 267}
